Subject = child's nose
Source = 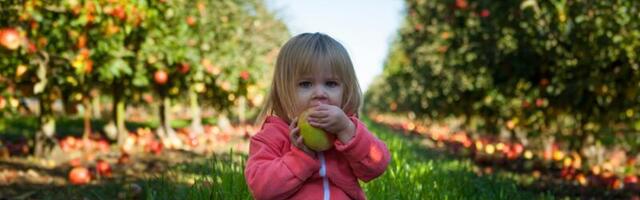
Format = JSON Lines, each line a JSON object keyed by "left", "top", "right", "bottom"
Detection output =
{"left": 311, "top": 86, "right": 328, "bottom": 98}
{"left": 311, "top": 86, "right": 329, "bottom": 105}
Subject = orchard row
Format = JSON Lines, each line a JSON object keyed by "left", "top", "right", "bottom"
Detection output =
{"left": 370, "top": 113, "right": 639, "bottom": 195}
{"left": 0, "top": 0, "right": 289, "bottom": 156}
{"left": 366, "top": 0, "right": 640, "bottom": 163}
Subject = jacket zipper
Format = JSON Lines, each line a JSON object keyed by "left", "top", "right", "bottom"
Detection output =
{"left": 319, "top": 152, "right": 330, "bottom": 200}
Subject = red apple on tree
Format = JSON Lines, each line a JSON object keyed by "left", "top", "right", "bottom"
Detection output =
{"left": 26, "top": 40, "right": 37, "bottom": 53}
{"left": 0, "top": 97, "right": 5, "bottom": 110}
{"left": 186, "top": 16, "right": 196, "bottom": 26}
{"left": 111, "top": 5, "right": 127, "bottom": 21}
{"left": 197, "top": 2, "right": 206, "bottom": 13}
{"left": 540, "top": 78, "right": 550, "bottom": 87}
{"left": 521, "top": 99, "right": 530, "bottom": 108}
{"left": 414, "top": 24, "right": 424, "bottom": 31}
{"left": 535, "top": 98, "right": 545, "bottom": 107}
{"left": 455, "top": 0, "right": 468, "bottom": 9}
{"left": 77, "top": 34, "right": 87, "bottom": 49}
{"left": 85, "top": 59, "right": 93, "bottom": 73}
{"left": 178, "top": 62, "right": 190, "bottom": 74}
{"left": 0, "top": 27, "right": 21, "bottom": 50}
{"left": 154, "top": 70, "right": 168, "bottom": 85}
{"left": 240, "top": 70, "right": 250, "bottom": 80}
{"left": 480, "top": 9, "right": 490, "bottom": 18}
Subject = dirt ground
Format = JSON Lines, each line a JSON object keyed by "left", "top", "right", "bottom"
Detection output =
{"left": 0, "top": 125, "right": 254, "bottom": 199}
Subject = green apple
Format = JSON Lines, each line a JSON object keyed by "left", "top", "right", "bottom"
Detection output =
{"left": 298, "top": 109, "right": 335, "bottom": 151}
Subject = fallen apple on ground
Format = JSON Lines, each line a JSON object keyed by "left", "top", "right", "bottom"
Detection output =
{"left": 69, "top": 166, "right": 91, "bottom": 185}
{"left": 96, "top": 159, "right": 112, "bottom": 177}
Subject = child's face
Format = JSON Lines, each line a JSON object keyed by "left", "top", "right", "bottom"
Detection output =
{"left": 294, "top": 67, "right": 343, "bottom": 116}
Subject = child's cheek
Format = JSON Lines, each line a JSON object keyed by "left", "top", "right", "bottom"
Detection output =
{"left": 296, "top": 94, "right": 313, "bottom": 113}
{"left": 330, "top": 92, "right": 343, "bottom": 107}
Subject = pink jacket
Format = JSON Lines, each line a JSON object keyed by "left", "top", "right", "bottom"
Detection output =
{"left": 245, "top": 116, "right": 391, "bottom": 200}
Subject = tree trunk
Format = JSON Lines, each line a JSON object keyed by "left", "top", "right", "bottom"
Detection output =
{"left": 91, "top": 89, "right": 102, "bottom": 119}
{"left": 238, "top": 96, "right": 246, "bottom": 124}
{"left": 576, "top": 115, "right": 589, "bottom": 152}
{"left": 113, "top": 81, "right": 128, "bottom": 146}
{"left": 218, "top": 113, "right": 232, "bottom": 133}
{"left": 115, "top": 97, "right": 126, "bottom": 145}
{"left": 32, "top": 52, "right": 56, "bottom": 157}
{"left": 34, "top": 98, "right": 56, "bottom": 157}
{"left": 82, "top": 97, "right": 92, "bottom": 139}
{"left": 566, "top": 114, "right": 585, "bottom": 152}
{"left": 189, "top": 89, "right": 204, "bottom": 135}
{"left": 158, "top": 96, "right": 179, "bottom": 148}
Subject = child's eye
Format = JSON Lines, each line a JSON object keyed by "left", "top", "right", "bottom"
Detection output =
{"left": 326, "top": 81, "right": 339, "bottom": 88}
{"left": 298, "top": 81, "right": 312, "bottom": 88}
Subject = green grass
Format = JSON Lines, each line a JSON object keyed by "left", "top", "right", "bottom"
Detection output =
{"left": 141, "top": 150, "right": 252, "bottom": 200}
{"left": 134, "top": 118, "right": 552, "bottom": 199}
{"left": 14, "top": 117, "right": 554, "bottom": 199}
{"left": 360, "top": 119, "right": 553, "bottom": 199}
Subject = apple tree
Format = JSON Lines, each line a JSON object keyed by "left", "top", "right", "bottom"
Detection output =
{"left": 367, "top": 0, "right": 640, "bottom": 155}
{"left": 136, "top": 0, "right": 288, "bottom": 146}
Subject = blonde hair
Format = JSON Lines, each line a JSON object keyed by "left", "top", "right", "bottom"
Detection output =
{"left": 257, "top": 32, "right": 362, "bottom": 125}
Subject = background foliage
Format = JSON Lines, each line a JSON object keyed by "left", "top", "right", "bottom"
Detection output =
{"left": 366, "top": 0, "right": 640, "bottom": 156}
{"left": 0, "top": 0, "right": 289, "bottom": 155}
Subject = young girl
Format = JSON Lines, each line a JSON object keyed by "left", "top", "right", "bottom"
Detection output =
{"left": 244, "top": 32, "right": 391, "bottom": 200}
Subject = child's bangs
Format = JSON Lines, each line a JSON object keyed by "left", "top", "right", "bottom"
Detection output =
{"left": 294, "top": 45, "right": 347, "bottom": 81}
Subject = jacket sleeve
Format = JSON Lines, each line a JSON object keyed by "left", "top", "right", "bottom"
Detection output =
{"left": 334, "top": 117, "right": 391, "bottom": 182}
{"left": 244, "top": 125, "right": 320, "bottom": 200}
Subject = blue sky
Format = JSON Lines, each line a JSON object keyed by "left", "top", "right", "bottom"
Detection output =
{"left": 264, "top": 0, "right": 406, "bottom": 92}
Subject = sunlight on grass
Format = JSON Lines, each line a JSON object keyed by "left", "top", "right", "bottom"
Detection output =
{"left": 361, "top": 118, "right": 553, "bottom": 199}
{"left": 121, "top": 117, "right": 554, "bottom": 199}
{"left": 19, "top": 117, "right": 554, "bottom": 199}
{"left": 142, "top": 150, "right": 252, "bottom": 199}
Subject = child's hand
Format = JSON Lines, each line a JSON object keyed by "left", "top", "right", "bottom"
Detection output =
{"left": 289, "top": 118, "right": 317, "bottom": 158}
{"left": 307, "top": 104, "right": 356, "bottom": 143}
